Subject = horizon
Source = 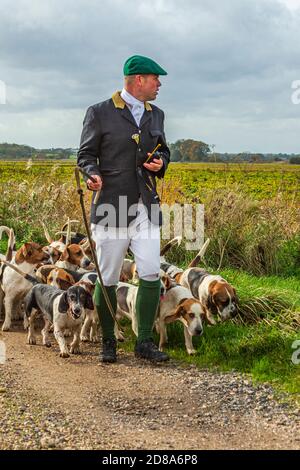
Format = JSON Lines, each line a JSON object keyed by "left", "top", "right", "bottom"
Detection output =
{"left": 0, "top": 141, "right": 299, "bottom": 156}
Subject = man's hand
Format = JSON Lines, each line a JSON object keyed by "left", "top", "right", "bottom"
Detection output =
{"left": 143, "top": 154, "right": 164, "bottom": 172}
{"left": 87, "top": 174, "right": 102, "bottom": 190}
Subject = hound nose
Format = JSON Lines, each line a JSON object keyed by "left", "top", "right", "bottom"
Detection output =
{"left": 73, "top": 307, "right": 81, "bottom": 316}
{"left": 195, "top": 327, "right": 203, "bottom": 336}
{"left": 82, "top": 257, "right": 91, "bottom": 268}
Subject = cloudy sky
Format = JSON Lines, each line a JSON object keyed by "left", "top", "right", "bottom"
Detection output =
{"left": 0, "top": 0, "right": 300, "bottom": 153}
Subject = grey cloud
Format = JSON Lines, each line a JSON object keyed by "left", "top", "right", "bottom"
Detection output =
{"left": 0, "top": 0, "right": 300, "bottom": 151}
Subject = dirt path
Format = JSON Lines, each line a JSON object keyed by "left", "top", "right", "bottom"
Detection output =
{"left": 0, "top": 322, "right": 299, "bottom": 450}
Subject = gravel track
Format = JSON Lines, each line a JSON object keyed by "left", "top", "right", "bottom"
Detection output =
{"left": 0, "top": 323, "right": 299, "bottom": 450}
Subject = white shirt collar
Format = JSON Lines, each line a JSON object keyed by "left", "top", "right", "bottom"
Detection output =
{"left": 121, "top": 88, "right": 144, "bottom": 108}
{"left": 120, "top": 88, "right": 145, "bottom": 126}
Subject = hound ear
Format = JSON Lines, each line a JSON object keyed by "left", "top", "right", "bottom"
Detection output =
{"left": 206, "top": 294, "right": 218, "bottom": 321}
{"left": 200, "top": 305, "right": 207, "bottom": 322}
{"left": 85, "top": 293, "right": 94, "bottom": 310}
{"left": 59, "top": 247, "right": 69, "bottom": 261}
{"left": 164, "top": 313, "right": 179, "bottom": 324}
{"left": 23, "top": 243, "right": 33, "bottom": 257}
{"left": 165, "top": 305, "right": 184, "bottom": 324}
{"left": 59, "top": 279, "right": 73, "bottom": 290}
{"left": 67, "top": 273, "right": 75, "bottom": 285}
{"left": 165, "top": 275, "right": 172, "bottom": 290}
{"left": 52, "top": 248, "right": 61, "bottom": 262}
{"left": 15, "top": 243, "right": 36, "bottom": 263}
{"left": 58, "top": 292, "right": 69, "bottom": 313}
{"left": 15, "top": 247, "right": 25, "bottom": 264}
{"left": 201, "top": 305, "right": 216, "bottom": 326}
{"left": 45, "top": 267, "right": 56, "bottom": 278}
{"left": 83, "top": 282, "right": 94, "bottom": 296}
{"left": 207, "top": 293, "right": 214, "bottom": 310}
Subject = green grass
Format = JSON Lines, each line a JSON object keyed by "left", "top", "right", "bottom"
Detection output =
{"left": 168, "top": 322, "right": 299, "bottom": 397}
{"left": 219, "top": 268, "right": 300, "bottom": 308}
{"left": 118, "top": 269, "right": 300, "bottom": 404}
{"left": 119, "top": 320, "right": 299, "bottom": 403}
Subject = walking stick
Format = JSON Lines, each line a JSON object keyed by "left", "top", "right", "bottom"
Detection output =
{"left": 75, "top": 167, "right": 121, "bottom": 329}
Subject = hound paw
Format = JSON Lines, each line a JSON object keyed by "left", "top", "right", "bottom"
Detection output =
{"left": 60, "top": 351, "right": 70, "bottom": 358}
{"left": 28, "top": 336, "right": 37, "bottom": 345}
{"left": 90, "top": 335, "right": 100, "bottom": 343}
{"left": 43, "top": 341, "right": 52, "bottom": 348}
{"left": 2, "top": 322, "right": 11, "bottom": 332}
{"left": 116, "top": 332, "right": 125, "bottom": 342}
{"left": 70, "top": 345, "right": 81, "bottom": 355}
{"left": 187, "top": 348, "right": 196, "bottom": 355}
{"left": 80, "top": 335, "right": 89, "bottom": 342}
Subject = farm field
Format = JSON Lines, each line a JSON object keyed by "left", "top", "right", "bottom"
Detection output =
{"left": 1, "top": 160, "right": 300, "bottom": 201}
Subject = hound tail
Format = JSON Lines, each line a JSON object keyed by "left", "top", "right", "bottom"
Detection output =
{"left": 60, "top": 219, "right": 80, "bottom": 244}
{"left": 0, "top": 226, "right": 16, "bottom": 262}
{"left": 160, "top": 236, "right": 182, "bottom": 257}
{"left": 188, "top": 238, "right": 210, "bottom": 268}
{"left": 42, "top": 222, "right": 54, "bottom": 244}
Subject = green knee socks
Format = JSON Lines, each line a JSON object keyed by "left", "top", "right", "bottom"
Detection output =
{"left": 94, "top": 279, "right": 161, "bottom": 342}
{"left": 136, "top": 278, "right": 161, "bottom": 342}
{"left": 94, "top": 282, "right": 117, "bottom": 340}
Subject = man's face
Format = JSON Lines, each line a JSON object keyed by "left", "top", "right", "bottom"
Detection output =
{"left": 139, "top": 74, "right": 161, "bottom": 101}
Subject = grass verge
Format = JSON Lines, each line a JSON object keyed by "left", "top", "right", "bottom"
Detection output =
{"left": 119, "top": 321, "right": 299, "bottom": 405}
{"left": 119, "top": 269, "right": 300, "bottom": 404}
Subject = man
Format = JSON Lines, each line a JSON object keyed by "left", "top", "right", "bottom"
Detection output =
{"left": 77, "top": 55, "right": 170, "bottom": 363}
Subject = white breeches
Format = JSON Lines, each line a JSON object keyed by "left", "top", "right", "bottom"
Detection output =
{"left": 91, "top": 199, "right": 160, "bottom": 285}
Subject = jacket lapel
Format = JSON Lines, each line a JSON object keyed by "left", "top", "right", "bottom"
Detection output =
{"left": 139, "top": 110, "right": 152, "bottom": 128}
{"left": 120, "top": 106, "right": 138, "bottom": 127}
{"left": 111, "top": 90, "right": 152, "bottom": 129}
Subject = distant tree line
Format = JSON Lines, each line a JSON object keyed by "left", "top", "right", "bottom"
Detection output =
{"left": 289, "top": 156, "right": 300, "bottom": 165}
{"left": 169, "top": 139, "right": 211, "bottom": 162}
{"left": 169, "top": 140, "right": 300, "bottom": 164}
{"left": 0, "top": 141, "right": 299, "bottom": 163}
{"left": 0, "top": 143, "right": 75, "bottom": 160}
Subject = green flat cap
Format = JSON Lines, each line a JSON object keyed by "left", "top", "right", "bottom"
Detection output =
{"left": 123, "top": 55, "right": 167, "bottom": 76}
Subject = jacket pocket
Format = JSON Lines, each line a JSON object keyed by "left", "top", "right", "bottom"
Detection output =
{"left": 150, "top": 130, "right": 163, "bottom": 137}
{"left": 100, "top": 169, "right": 122, "bottom": 176}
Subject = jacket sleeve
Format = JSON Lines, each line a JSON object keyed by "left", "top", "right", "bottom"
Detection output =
{"left": 77, "top": 106, "right": 101, "bottom": 180}
{"left": 156, "top": 111, "right": 170, "bottom": 179}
